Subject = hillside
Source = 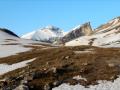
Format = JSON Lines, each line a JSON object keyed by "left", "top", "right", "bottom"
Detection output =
{"left": 0, "top": 17, "right": 120, "bottom": 90}
{"left": 0, "top": 45, "right": 120, "bottom": 90}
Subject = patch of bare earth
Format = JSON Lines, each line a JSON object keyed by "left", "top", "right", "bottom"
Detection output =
{"left": 0, "top": 45, "right": 120, "bottom": 90}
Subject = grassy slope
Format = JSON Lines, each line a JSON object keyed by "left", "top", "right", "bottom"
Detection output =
{"left": 0, "top": 45, "right": 120, "bottom": 89}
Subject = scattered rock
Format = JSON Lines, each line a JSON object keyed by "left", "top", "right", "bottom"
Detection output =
{"left": 65, "top": 56, "right": 70, "bottom": 59}
{"left": 14, "top": 84, "right": 29, "bottom": 90}
{"left": 24, "top": 75, "right": 33, "bottom": 81}
{"left": 82, "top": 63, "right": 88, "bottom": 66}
{"left": 108, "top": 63, "right": 115, "bottom": 67}
{"left": 44, "top": 84, "right": 50, "bottom": 90}
{"left": 53, "top": 80, "right": 62, "bottom": 87}
{"left": 73, "top": 75, "right": 87, "bottom": 81}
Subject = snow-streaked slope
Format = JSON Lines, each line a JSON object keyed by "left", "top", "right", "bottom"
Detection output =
{"left": 66, "top": 17, "right": 120, "bottom": 47}
{"left": 0, "top": 29, "right": 31, "bottom": 58}
{"left": 66, "top": 29, "right": 120, "bottom": 47}
{"left": 53, "top": 76, "right": 120, "bottom": 90}
{"left": 0, "top": 29, "right": 30, "bottom": 58}
{"left": 0, "top": 28, "right": 48, "bottom": 58}
{"left": 22, "top": 25, "right": 66, "bottom": 43}
{"left": 95, "top": 16, "right": 120, "bottom": 34}
{"left": 0, "top": 58, "right": 35, "bottom": 75}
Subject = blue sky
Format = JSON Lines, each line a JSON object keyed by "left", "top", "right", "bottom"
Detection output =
{"left": 0, "top": 0, "right": 120, "bottom": 36}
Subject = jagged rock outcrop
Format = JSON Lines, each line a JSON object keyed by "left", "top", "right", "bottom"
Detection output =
{"left": 61, "top": 22, "right": 93, "bottom": 43}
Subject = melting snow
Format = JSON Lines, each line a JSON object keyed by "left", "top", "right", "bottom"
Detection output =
{"left": 74, "top": 51, "right": 92, "bottom": 54}
{"left": 0, "top": 45, "right": 31, "bottom": 58}
{"left": 53, "top": 76, "right": 120, "bottom": 90}
{"left": 0, "top": 58, "right": 35, "bottom": 75}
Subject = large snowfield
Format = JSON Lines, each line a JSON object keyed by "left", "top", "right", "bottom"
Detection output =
{"left": 53, "top": 76, "right": 120, "bottom": 90}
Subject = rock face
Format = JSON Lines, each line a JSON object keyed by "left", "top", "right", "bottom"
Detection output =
{"left": 61, "top": 22, "right": 93, "bottom": 43}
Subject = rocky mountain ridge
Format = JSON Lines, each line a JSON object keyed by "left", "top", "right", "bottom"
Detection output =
{"left": 1, "top": 16, "right": 120, "bottom": 47}
{"left": 65, "top": 17, "right": 120, "bottom": 47}
{"left": 61, "top": 22, "right": 93, "bottom": 43}
{"left": 21, "top": 16, "right": 120, "bottom": 47}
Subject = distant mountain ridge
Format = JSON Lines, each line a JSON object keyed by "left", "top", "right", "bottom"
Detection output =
{"left": 65, "top": 16, "right": 120, "bottom": 47}
{"left": 1, "top": 16, "right": 120, "bottom": 47}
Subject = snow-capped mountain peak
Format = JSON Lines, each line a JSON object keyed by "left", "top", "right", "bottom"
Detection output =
{"left": 22, "top": 25, "right": 65, "bottom": 43}
{"left": 40, "top": 25, "right": 64, "bottom": 37}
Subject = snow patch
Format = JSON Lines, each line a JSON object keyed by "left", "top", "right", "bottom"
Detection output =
{"left": 53, "top": 76, "right": 120, "bottom": 90}
{"left": 74, "top": 51, "right": 92, "bottom": 54}
{"left": 0, "top": 45, "right": 31, "bottom": 58}
{"left": 0, "top": 58, "right": 35, "bottom": 75}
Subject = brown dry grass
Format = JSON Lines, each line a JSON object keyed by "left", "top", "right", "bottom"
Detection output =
{"left": 0, "top": 45, "right": 120, "bottom": 89}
